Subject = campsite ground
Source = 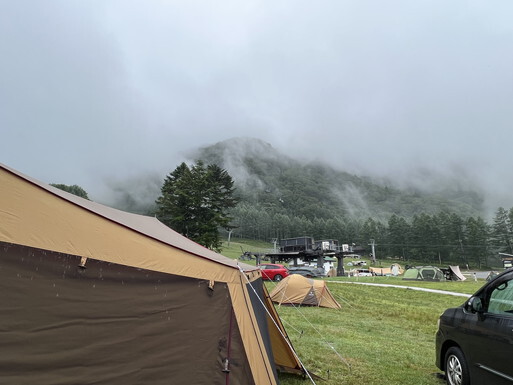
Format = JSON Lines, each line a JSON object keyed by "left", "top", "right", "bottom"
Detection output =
{"left": 271, "top": 276, "right": 483, "bottom": 385}
{"left": 220, "top": 240, "right": 489, "bottom": 385}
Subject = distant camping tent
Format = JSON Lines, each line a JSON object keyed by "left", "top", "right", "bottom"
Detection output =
{"left": 370, "top": 267, "right": 391, "bottom": 276}
{"left": 0, "top": 163, "right": 304, "bottom": 385}
{"left": 391, "top": 263, "right": 404, "bottom": 276}
{"left": 403, "top": 266, "right": 445, "bottom": 281}
{"left": 370, "top": 263, "right": 404, "bottom": 276}
{"left": 270, "top": 274, "right": 341, "bottom": 309}
{"left": 448, "top": 265, "right": 467, "bottom": 281}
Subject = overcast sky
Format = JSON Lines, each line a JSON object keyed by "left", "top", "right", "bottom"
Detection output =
{"left": 2, "top": 1, "right": 513, "bottom": 212}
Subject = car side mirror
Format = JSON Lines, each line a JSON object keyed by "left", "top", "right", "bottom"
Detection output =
{"left": 466, "top": 296, "right": 483, "bottom": 314}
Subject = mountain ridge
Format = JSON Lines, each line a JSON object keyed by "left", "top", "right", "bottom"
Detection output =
{"left": 99, "top": 137, "right": 485, "bottom": 222}
{"left": 191, "top": 137, "right": 485, "bottom": 221}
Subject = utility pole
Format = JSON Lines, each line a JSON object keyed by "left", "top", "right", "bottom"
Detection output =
{"left": 271, "top": 238, "right": 278, "bottom": 253}
{"left": 459, "top": 239, "right": 468, "bottom": 269}
{"left": 369, "top": 239, "right": 376, "bottom": 264}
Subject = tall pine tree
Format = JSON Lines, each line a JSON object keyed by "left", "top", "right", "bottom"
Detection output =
{"left": 156, "top": 161, "right": 237, "bottom": 251}
{"left": 492, "top": 207, "right": 513, "bottom": 253}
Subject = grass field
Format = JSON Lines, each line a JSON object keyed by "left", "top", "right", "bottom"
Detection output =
{"left": 219, "top": 239, "right": 486, "bottom": 385}
{"left": 271, "top": 277, "right": 483, "bottom": 385}
{"left": 221, "top": 238, "right": 272, "bottom": 261}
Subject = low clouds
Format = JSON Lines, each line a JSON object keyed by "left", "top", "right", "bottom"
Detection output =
{"left": 2, "top": 1, "right": 513, "bottom": 213}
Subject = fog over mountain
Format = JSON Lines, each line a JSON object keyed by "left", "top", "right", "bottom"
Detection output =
{"left": 90, "top": 137, "right": 485, "bottom": 221}
{"left": 2, "top": 1, "right": 513, "bottom": 218}
{"left": 193, "top": 138, "right": 485, "bottom": 218}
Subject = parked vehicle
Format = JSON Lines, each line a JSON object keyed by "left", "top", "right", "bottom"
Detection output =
{"left": 435, "top": 268, "right": 513, "bottom": 385}
{"left": 288, "top": 266, "right": 325, "bottom": 278}
{"left": 258, "top": 263, "right": 289, "bottom": 281}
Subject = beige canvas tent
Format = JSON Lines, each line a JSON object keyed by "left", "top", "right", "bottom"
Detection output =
{"left": 0, "top": 163, "right": 304, "bottom": 385}
{"left": 270, "top": 274, "right": 341, "bottom": 309}
{"left": 370, "top": 266, "right": 391, "bottom": 276}
{"left": 448, "top": 265, "right": 467, "bottom": 281}
{"left": 370, "top": 263, "right": 404, "bottom": 276}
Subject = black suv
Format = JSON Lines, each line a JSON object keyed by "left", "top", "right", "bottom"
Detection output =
{"left": 436, "top": 268, "right": 513, "bottom": 385}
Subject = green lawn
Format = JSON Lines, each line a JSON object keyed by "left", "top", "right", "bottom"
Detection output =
{"left": 219, "top": 239, "right": 487, "bottom": 385}
{"left": 269, "top": 278, "right": 479, "bottom": 385}
{"left": 221, "top": 239, "right": 272, "bottom": 261}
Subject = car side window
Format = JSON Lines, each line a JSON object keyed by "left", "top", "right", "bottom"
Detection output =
{"left": 488, "top": 278, "right": 513, "bottom": 315}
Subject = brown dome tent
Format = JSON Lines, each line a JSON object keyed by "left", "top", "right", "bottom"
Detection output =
{"left": 270, "top": 274, "right": 341, "bottom": 309}
{"left": 0, "top": 163, "right": 305, "bottom": 385}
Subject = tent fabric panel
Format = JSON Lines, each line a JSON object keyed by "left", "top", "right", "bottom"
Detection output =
{"left": 403, "top": 268, "right": 421, "bottom": 280}
{"left": 449, "top": 265, "right": 467, "bottom": 281}
{"left": 0, "top": 243, "right": 254, "bottom": 385}
{"left": 269, "top": 274, "right": 314, "bottom": 305}
{"left": 222, "top": 306, "right": 256, "bottom": 385}
{"left": 246, "top": 279, "right": 279, "bottom": 383}
{"left": 0, "top": 167, "right": 249, "bottom": 283}
{"left": 370, "top": 267, "right": 392, "bottom": 276}
{"left": 301, "top": 287, "right": 319, "bottom": 306}
{"left": 229, "top": 276, "right": 304, "bottom": 383}
{"left": 229, "top": 281, "right": 279, "bottom": 385}
{"left": 313, "top": 281, "right": 342, "bottom": 309}
{"left": 390, "top": 264, "right": 404, "bottom": 275}
{"left": 261, "top": 285, "right": 304, "bottom": 373}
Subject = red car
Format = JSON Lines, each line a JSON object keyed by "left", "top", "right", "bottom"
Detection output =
{"left": 258, "top": 263, "right": 289, "bottom": 281}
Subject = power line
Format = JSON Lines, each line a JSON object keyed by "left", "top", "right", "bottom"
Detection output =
{"left": 374, "top": 243, "right": 495, "bottom": 248}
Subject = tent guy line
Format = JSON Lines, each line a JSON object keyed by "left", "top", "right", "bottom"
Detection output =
{"left": 267, "top": 274, "right": 352, "bottom": 371}
{"left": 237, "top": 265, "right": 318, "bottom": 385}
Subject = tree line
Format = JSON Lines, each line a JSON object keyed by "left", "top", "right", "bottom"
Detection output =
{"left": 229, "top": 203, "right": 513, "bottom": 268}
